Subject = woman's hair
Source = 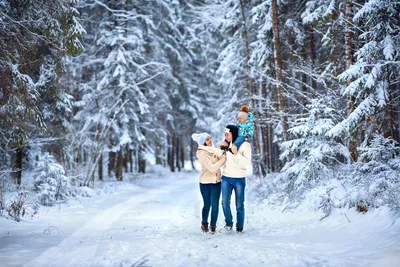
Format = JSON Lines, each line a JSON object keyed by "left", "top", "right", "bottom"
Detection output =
{"left": 203, "top": 136, "right": 209, "bottom": 146}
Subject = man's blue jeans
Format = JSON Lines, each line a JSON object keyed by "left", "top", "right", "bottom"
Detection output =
{"left": 221, "top": 176, "right": 246, "bottom": 228}
{"left": 199, "top": 182, "right": 221, "bottom": 227}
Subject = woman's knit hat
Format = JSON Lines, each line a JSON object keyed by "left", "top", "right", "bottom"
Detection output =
{"left": 191, "top": 132, "right": 210, "bottom": 146}
{"left": 237, "top": 105, "right": 249, "bottom": 121}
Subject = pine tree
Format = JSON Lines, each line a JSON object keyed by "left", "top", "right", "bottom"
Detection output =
{"left": 0, "top": 0, "right": 84, "bottom": 184}
{"left": 328, "top": 0, "right": 400, "bottom": 142}
{"left": 33, "top": 153, "right": 73, "bottom": 206}
{"left": 349, "top": 134, "right": 400, "bottom": 211}
{"left": 279, "top": 97, "right": 350, "bottom": 196}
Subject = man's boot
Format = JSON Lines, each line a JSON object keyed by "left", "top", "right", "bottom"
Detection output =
{"left": 210, "top": 225, "right": 216, "bottom": 233}
{"left": 223, "top": 224, "right": 233, "bottom": 231}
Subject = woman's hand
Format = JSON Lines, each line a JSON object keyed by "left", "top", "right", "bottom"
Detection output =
{"left": 222, "top": 152, "right": 227, "bottom": 159}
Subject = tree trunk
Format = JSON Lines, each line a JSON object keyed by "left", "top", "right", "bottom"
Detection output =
{"left": 394, "top": 82, "right": 400, "bottom": 143}
{"left": 268, "top": 125, "right": 275, "bottom": 172}
{"left": 129, "top": 149, "right": 133, "bottom": 173}
{"left": 138, "top": 149, "right": 146, "bottom": 173}
{"left": 0, "top": 173, "right": 5, "bottom": 210}
{"left": 167, "top": 135, "right": 171, "bottom": 170}
{"left": 134, "top": 148, "right": 139, "bottom": 172}
{"left": 170, "top": 134, "right": 175, "bottom": 172}
{"left": 239, "top": 0, "right": 253, "bottom": 98}
{"left": 385, "top": 72, "right": 396, "bottom": 141}
{"left": 116, "top": 148, "right": 124, "bottom": 181}
{"left": 271, "top": 0, "right": 289, "bottom": 141}
{"left": 345, "top": 0, "right": 359, "bottom": 162}
{"left": 75, "top": 149, "right": 81, "bottom": 164}
{"left": 155, "top": 138, "right": 162, "bottom": 165}
{"left": 96, "top": 115, "right": 103, "bottom": 181}
{"left": 83, "top": 149, "right": 88, "bottom": 165}
{"left": 15, "top": 147, "right": 22, "bottom": 185}
{"left": 301, "top": 46, "right": 308, "bottom": 114}
{"left": 180, "top": 138, "right": 185, "bottom": 171}
{"left": 72, "top": 87, "right": 79, "bottom": 117}
{"left": 123, "top": 145, "right": 129, "bottom": 173}
{"left": 164, "top": 139, "right": 168, "bottom": 168}
{"left": 108, "top": 151, "right": 116, "bottom": 177}
{"left": 262, "top": 126, "right": 269, "bottom": 172}
{"left": 261, "top": 81, "right": 269, "bottom": 171}
{"left": 309, "top": 26, "right": 317, "bottom": 91}
{"left": 98, "top": 153, "right": 103, "bottom": 181}
{"left": 190, "top": 139, "right": 195, "bottom": 170}
{"left": 176, "top": 135, "right": 181, "bottom": 172}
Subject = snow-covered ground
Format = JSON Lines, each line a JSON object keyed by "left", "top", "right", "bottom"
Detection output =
{"left": 0, "top": 171, "right": 399, "bottom": 267}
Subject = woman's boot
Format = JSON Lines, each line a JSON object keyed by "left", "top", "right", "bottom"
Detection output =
{"left": 201, "top": 222, "right": 209, "bottom": 232}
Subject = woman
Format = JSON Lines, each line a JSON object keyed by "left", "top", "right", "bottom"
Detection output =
{"left": 192, "top": 132, "right": 226, "bottom": 233}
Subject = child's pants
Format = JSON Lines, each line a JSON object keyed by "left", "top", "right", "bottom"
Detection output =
{"left": 234, "top": 136, "right": 246, "bottom": 150}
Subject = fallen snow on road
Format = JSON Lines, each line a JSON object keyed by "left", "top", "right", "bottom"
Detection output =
{"left": 0, "top": 171, "right": 399, "bottom": 267}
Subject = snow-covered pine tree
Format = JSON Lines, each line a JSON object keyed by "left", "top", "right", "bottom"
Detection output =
{"left": 69, "top": 0, "right": 204, "bottom": 176}
{"left": 69, "top": 0, "right": 161, "bottom": 180}
{"left": 33, "top": 153, "right": 73, "bottom": 206}
{"left": 279, "top": 97, "right": 350, "bottom": 196}
{"left": 91, "top": 0, "right": 151, "bottom": 180}
{"left": 34, "top": 0, "right": 86, "bottom": 164}
{"left": 0, "top": 0, "right": 84, "bottom": 184}
{"left": 328, "top": 0, "right": 400, "bottom": 142}
{"left": 197, "top": 0, "right": 251, "bottom": 123}
{"left": 249, "top": 0, "right": 282, "bottom": 173}
{"left": 64, "top": 0, "right": 115, "bottom": 181}
{"left": 349, "top": 134, "right": 400, "bottom": 212}
{"left": 301, "top": 0, "right": 336, "bottom": 25}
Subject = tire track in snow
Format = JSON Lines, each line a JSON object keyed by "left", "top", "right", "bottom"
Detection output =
{"left": 91, "top": 181, "right": 197, "bottom": 266}
{"left": 23, "top": 188, "right": 164, "bottom": 267}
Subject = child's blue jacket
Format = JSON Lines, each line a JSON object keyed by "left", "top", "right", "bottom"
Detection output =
{"left": 237, "top": 112, "right": 254, "bottom": 138}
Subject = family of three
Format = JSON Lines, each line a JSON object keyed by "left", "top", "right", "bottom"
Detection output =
{"left": 191, "top": 105, "right": 253, "bottom": 233}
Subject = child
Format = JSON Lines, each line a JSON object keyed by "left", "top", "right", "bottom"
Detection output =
{"left": 220, "top": 105, "right": 254, "bottom": 154}
{"left": 235, "top": 105, "right": 254, "bottom": 151}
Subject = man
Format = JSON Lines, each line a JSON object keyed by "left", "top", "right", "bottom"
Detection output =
{"left": 220, "top": 125, "right": 252, "bottom": 232}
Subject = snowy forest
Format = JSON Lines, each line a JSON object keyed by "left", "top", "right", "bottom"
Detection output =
{"left": 1, "top": 0, "right": 400, "bottom": 225}
{"left": 1, "top": 0, "right": 400, "bottom": 266}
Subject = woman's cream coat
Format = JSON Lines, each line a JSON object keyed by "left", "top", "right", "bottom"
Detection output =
{"left": 196, "top": 145, "right": 226, "bottom": 184}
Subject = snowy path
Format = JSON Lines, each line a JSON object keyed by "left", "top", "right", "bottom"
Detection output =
{"left": 1, "top": 172, "right": 400, "bottom": 267}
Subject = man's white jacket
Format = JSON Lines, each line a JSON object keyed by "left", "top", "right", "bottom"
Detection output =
{"left": 222, "top": 142, "right": 252, "bottom": 178}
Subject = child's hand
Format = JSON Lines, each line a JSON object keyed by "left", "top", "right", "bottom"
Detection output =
{"left": 220, "top": 141, "right": 228, "bottom": 147}
{"left": 231, "top": 144, "right": 238, "bottom": 155}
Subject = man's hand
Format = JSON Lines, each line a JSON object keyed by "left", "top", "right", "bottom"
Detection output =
{"left": 231, "top": 144, "right": 238, "bottom": 155}
{"left": 219, "top": 141, "right": 229, "bottom": 151}
{"left": 220, "top": 141, "right": 228, "bottom": 147}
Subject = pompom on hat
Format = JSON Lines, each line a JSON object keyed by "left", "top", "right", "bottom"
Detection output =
{"left": 240, "top": 105, "right": 249, "bottom": 113}
{"left": 191, "top": 132, "right": 210, "bottom": 146}
{"left": 238, "top": 105, "right": 249, "bottom": 121}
